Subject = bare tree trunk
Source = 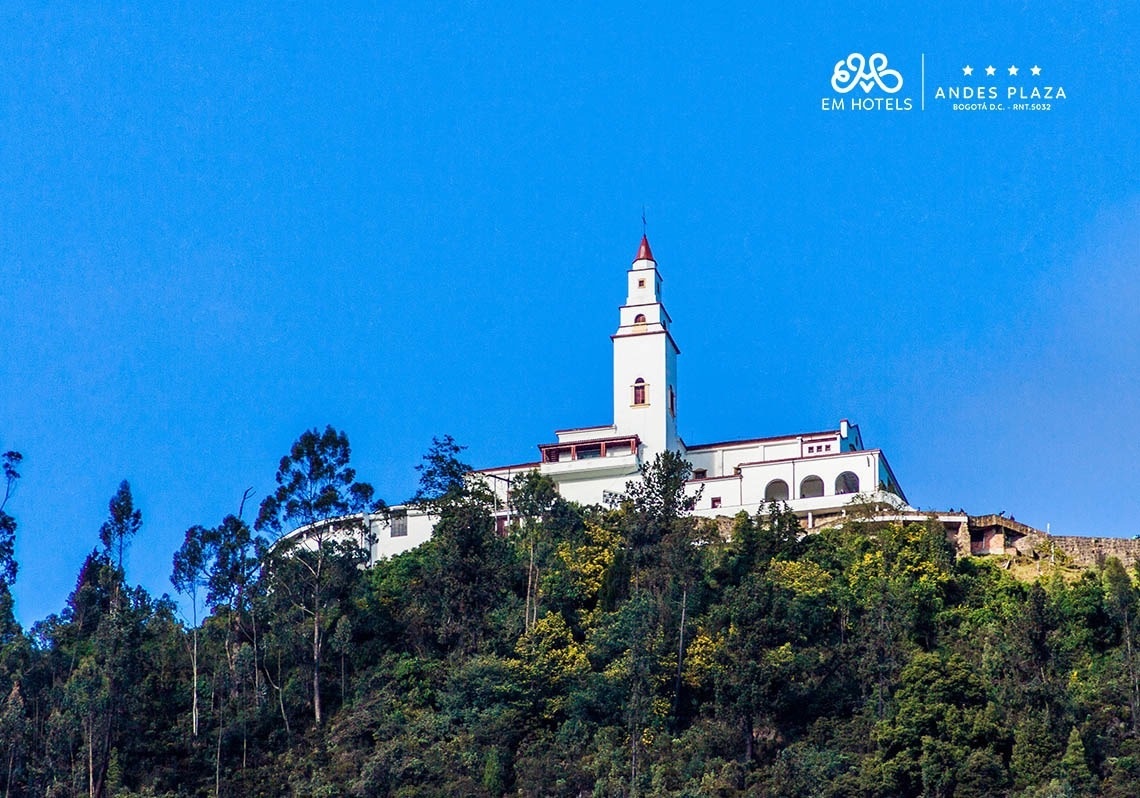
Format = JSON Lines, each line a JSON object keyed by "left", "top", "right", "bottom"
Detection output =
{"left": 673, "top": 588, "right": 688, "bottom": 717}
{"left": 215, "top": 716, "right": 223, "bottom": 797}
{"left": 312, "top": 552, "right": 324, "bottom": 726}
{"left": 532, "top": 566, "right": 541, "bottom": 628}
{"left": 629, "top": 727, "right": 638, "bottom": 798}
{"left": 525, "top": 541, "right": 536, "bottom": 632}
{"left": 192, "top": 626, "right": 199, "bottom": 737}
{"left": 96, "top": 717, "right": 113, "bottom": 798}
{"left": 263, "top": 654, "right": 291, "bottom": 736}
{"left": 313, "top": 608, "right": 322, "bottom": 726}
{"left": 1126, "top": 615, "right": 1139, "bottom": 735}
{"left": 87, "top": 730, "right": 94, "bottom": 798}
{"left": 250, "top": 607, "right": 262, "bottom": 704}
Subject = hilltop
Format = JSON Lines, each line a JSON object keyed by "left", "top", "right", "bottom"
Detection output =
{"left": 3, "top": 440, "right": 1140, "bottom": 797}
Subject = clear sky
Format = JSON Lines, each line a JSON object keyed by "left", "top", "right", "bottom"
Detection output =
{"left": 2, "top": 2, "right": 1138, "bottom": 626}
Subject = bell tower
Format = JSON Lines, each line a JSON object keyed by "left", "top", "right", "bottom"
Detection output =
{"left": 612, "top": 235, "right": 680, "bottom": 458}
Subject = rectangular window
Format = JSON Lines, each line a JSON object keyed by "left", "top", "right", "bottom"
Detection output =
{"left": 711, "top": 497, "right": 722, "bottom": 509}
{"left": 825, "top": 444, "right": 831, "bottom": 451}
{"left": 693, "top": 468, "right": 707, "bottom": 479}
{"left": 637, "top": 278, "right": 646, "bottom": 288}
{"left": 577, "top": 444, "right": 602, "bottom": 459}
{"left": 390, "top": 511, "right": 408, "bottom": 538}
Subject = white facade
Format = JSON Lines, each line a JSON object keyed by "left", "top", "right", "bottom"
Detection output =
{"left": 366, "top": 235, "right": 915, "bottom": 561}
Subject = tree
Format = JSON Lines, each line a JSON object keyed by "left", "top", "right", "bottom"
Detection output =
{"left": 620, "top": 449, "right": 700, "bottom": 592}
{"left": 0, "top": 451, "right": 20, "bottom": 588}
{"left": 196, "top": 512, "right": 263, "bottom": 797}
{"left": 0, "top": 682, "right": 24, "bottom": 798}
{"left": 412, "top": 434, "right": 475, "bottom": 509}
{"left": 255, "top": 426, "right": 382, "bottom": 726}
{"left": 171, "top": 525, "right": 210, "bottom": 737}
{"left": 170, "top": 508, "right": 262, "bottom": 789}
{"left": 1060, "top": 726, "right": 1095, "bottom": 794}
{"left": 206, "top": 514, "right": 260, "bottom": 615}
{"left": 99, "top": 481, "right": 141, "bottom": 574}
{"left": 510, "top": 470, "right": 562, "bottom": 632}
{"left": 611, "top": 452, "right": 703, "bottom": 781}
{"left": 1103, "top": 557, "right": 1140, "bottom": 734}
{"left": 422, "top": 497, "right": 512, "bottom": 655}
{"left": 0, "top": 452, "right": 22, "bottom": 646}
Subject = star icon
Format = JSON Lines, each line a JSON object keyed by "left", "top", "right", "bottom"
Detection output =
{"left": 1008, "top": 65, "right": 1019, "bottom": 75}
{"left": 963, "top": 65, "right": 974, "bottom": 76}
{"left": 1031, "top": 65, "right": 1042, "bottom": 76}
{"left": 985, "top": 65, "right": 996, "bottom": 76}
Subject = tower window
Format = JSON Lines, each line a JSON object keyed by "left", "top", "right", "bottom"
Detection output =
{"left": 633, "top": 378, "right": 647, "bottom": 406}
{"left": 634, "top": 313, "right": 646, "bottom": 323}
{"left": 669, "top": 386, "right": 676, "bottom": 417}
{"left": 637, "top": 278, "right": 646, "bottom": 288}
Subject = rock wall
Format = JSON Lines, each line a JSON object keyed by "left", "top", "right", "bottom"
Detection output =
{"left": 1048, "top": 535, "right": 1140, "bottom": 568}
{"left": 966, "top": 513, "right": 1140, "bottom": 568}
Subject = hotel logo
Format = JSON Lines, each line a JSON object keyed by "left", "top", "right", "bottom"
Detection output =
{"left": 819, "top": 52, "right": 1069, "bottom": 114}
{"left": 830, "top": 53, "right": 904, "bottom": 94}
{"left": 822, "top": 52, "right": 914, "bottom": 111}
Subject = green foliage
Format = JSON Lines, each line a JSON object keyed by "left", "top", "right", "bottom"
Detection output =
{"left": 0, "top": 450, "right": 21, "bottom": 588}
{"left": 415, "top": 499, "right": 513, "bottom": 655}
{"left": 13, "top": 437, "right": 1140, "bottom": 796}
{"left": 256, "top": 426, "right": 382, "bottom": 729}
{"left": 257, "top": 425, "right": 382, "bottom": 537}
{"left": 99, "top": 479, "right": 142, "bottom": 574}
{"left": 1060, "top": 725, "right": 1096, "bottom": 794}
{"left": 411, "top": 434, "right": 473, "bottom": 509}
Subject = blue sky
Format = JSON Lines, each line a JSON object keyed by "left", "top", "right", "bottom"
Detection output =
{"left": 2, "top": 2, "right": 1138, "bottom": 625}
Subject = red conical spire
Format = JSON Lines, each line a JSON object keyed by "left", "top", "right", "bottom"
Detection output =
{"left": 634, "top": 234, "right": 654, "bottom": 263}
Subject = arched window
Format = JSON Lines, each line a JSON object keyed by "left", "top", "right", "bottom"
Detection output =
{"left": 634, "top": 313, "right": 647, "bottom": 323}
{"left": 633, "top": 378, "right": 647, "bottom": 406}
{"left": 764, "top": 479, "right": 789, "bottom": 501}
{"left": 799, "top": 475, "right": 824, "bottom": 499}
{"left": 835, "top": 471, "right": 860, "bottom": 494}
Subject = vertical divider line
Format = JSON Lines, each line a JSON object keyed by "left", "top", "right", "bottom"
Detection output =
{"left": 922, "top": 53, "right": 926, "bottom": 111}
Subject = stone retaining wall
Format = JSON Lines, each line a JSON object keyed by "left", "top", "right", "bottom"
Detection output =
{"left": 1048, "top": 535, "right": 1140, "bottom": 568}
{"left": 959, "top": 515, "right": 1140, "bottom": 569}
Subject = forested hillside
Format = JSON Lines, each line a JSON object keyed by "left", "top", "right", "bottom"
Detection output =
{"left": 2, "top": 431, "right": 1140, "bottom": 797}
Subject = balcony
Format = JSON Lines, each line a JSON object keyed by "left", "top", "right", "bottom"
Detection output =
{"left": 539, "top": 435, "right": 641, "bottom": 480}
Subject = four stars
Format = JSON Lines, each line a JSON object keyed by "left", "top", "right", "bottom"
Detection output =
{"left": 963, "top": 64, "right": 1044, "bottom": 77}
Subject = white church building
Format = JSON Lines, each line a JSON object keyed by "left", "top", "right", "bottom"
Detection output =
{"left": 366, "top": 235, "right": 916, "bottom": 562}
